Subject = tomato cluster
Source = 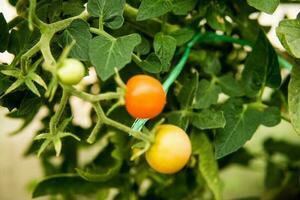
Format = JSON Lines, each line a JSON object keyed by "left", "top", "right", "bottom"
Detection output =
{"left": 58, "top": 59, "right": 191, "bottom": 174}
{"left": 125, "top": 75, "right": 192, "bottom": 174}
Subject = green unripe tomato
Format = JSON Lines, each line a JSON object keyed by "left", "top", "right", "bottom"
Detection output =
{"left": 57, "top": 58, "right": 85, "bottom": 85}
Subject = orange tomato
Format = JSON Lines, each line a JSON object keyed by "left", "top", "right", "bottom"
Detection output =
{"left": 125, "top": 75, "right": 166, "bottom": 119}
{"left": 146, "top": 124, "right": 192, "bottom": 174}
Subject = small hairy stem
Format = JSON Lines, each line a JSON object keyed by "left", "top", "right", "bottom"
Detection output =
{"left": 20, "top": 41, "right": 41, "bottom": 74}
{"left": 131, "top": 54, "right": 142, "bottom": 65}
{"left": 50, "top": 89, "right": 70, "bottom": 134}
{"left": 89, "top": 27, "right": 115, "bottom": 40}
{"left": 40, "top": 35, "right": 56, "bottom": 70}
{"left": 92, "top": 102, "right": 152, "bottom": 143}
{"left": 114, "top": 69, "right": 126, "bottom": 90}
{"left": 257, "top": 85, "right": 265, "bottom": 102}
{"left": 28, "top": 0, "right": 37, "bottom": 30}
{"left": 99, "top": 15, "right": 104, "bottom": 30}
{"left": 87, "top": 120, "right": 103, "bottom": 144}
{"left": 64, "top": 86, "right": 120, "bottom": 102}
{"left": 49, "top": 12, "right": 88, "bottom": 33}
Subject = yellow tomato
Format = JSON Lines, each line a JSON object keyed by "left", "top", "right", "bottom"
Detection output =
{"left": 146, "top": 124, "right": 192, "bottom": 174}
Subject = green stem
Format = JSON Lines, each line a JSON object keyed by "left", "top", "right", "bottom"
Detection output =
{"left": 92, "top": 102, "right": 151, "bottom": 142}
{"left": 87, "top": 121, "right": 103, "bottom": 144}
{"left": 64, "top": 86, "right": 120, "bottom": 102}
{"left": 161, "top": 15, "right": 167, "bottom": 34}
{"left": 257, "top": 85, "right": 265, "bottom": 102}
{"left": 99, "top": 15, "right": 104, "bottom": 30}
{"left": 40, "top": 35, "right": 56, "bottom": 70}
{"left": 50, "top": 89, "right": 70, "bottom": 134}
{"left": 28, "top": 0, "right": 37, "bottom": 30}
{"left": 49, "top": 12, "right": 87, "bottom": 33}
{"left": 132, "top": 53, "right": 142, "bottom": 65}
{"left": 20, "top": 41, "right": 41, "bottom": 74}
{"left": 89, "top": 27, "right": 115, "bottom": 40}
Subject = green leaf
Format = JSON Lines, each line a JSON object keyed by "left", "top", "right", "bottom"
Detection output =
{"left": 25, "top": 79, "right": 41, "bottom": 97}
{"left": 154, "top": 33, "right": 177, "bottom": 71}
{"left": 87, "top": 0, "right": 125, "bottom": 29}
{"left": 8, "top": 96, "right": 42, "bottom": 118}
{"left": 32, "top": 174, "right": 121, "bottom": 198}
{"left": 218, "top": 73, "right": 244, "bottom": 97}
{"left": 34, "top": 133, "right": 49, "bottom": 140}
{"left": 76, "top": 133, "right": 128, "bottom": 182}
{"left": 191, "top": 109, "right": 226, "bottom": 130}
{"left": 30, "top": 73, "right": 47, "bottom": 89}
{"left": 178, "top": 72, "right": 198, "bottom": 108}
{"left": 89, "top": 33, "right": 141, "bottom": 80}
{"left": 62, "top": 1, "right": 85, "bottom": 16}
{"left": 0, "top": 13, "right": 9, "bottom": 53}
{"left": 7, "top": 21, "right": 40, "bottom": 55}
{"left": 242, "top": 30, "right": 281, "bottom": 97}
{"left": 61, "top": 19, "right": 92, "bottom": 61}
{"left": 172, "top": 0, "right": 197, "bottom": 15}
{"left": 215, "top": 99, "right": 281, "bottom": 159}
{"left": 191, "top": 131, "right": 221, "bottom": 200}
{"left": 137, "top": 0, "right": 196, "bottom": 21}
{"left": 192, "top": 79, "right": 221, "bottom": 109}
{"left": 0, "top": 73, "right": 12, "bottom": 94}
{"left": 137, "top": 0, "right": 173, "bottom": 21}
{"left": 1, "top": 69, "right": 21, "bottom": 78}
{"left": 276, "top": 14, "right": 300, "bottom": 58}
{"left": 59, "top": 132, "right": 81, "bottom": 141}
{"left": 58, "top": 116, "right": 73, "bottom": 131}
{"left": 169, "top": 28, "right": 195, "bottom": 46}
{"left": 200, "top": 53, "right": 221, "bottom": 75}
{"left": 6, "top": 95, "right": 42, "bottom": 135}
{"left": 134, "top": 37, "right": 150, "bottom": 55}
{"left": 1, "top": 79, "right": 24, "bottom": 98}
{"left": 37, "top": 139, "right": 51, "bottom": 157}
{"left": 166, "top": 111, "right": 190, "bottom": 130}
{"left": 247, "top": 0, "right": 279, "bottom": 14}
{"left": 288, "top": 62, "right": 300, "bottom": 135}
{"left": 139, "top": 53, "right": 162, "bottom": 73}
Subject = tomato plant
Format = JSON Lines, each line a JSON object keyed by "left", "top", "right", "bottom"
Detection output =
{"left": 1, "top": 0, "right": 300, "bottom": 199}
{"left": 125, "top": 74, "right": 166, "bottom": 119}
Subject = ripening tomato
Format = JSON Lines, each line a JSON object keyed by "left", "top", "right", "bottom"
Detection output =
{"left": 146, "top": 124, "right": 192, "bottom": 174}
{"left": 125, "top": 75, "right": 166, "bottom": 119}
{"left": 57, "top": 58, "right": 85, "bottom": 85}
